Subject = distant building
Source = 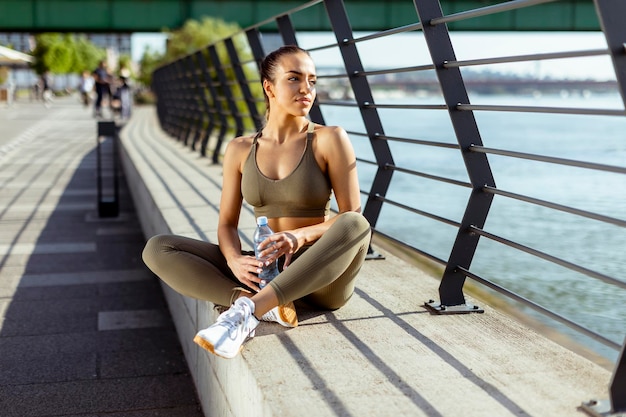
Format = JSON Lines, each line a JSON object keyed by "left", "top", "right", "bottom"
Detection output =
{"left": 0, "top": 33, "right": 33, "bottom": 53}
{"left": 0, "top": 32, "right": 131, "bottom": 57}
{"left": 87, "top": 33, "right": 132, "bottom": 57}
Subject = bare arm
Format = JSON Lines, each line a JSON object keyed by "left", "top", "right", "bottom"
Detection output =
{"left": 218, "top": 137, "right": 264, "bottom": 289}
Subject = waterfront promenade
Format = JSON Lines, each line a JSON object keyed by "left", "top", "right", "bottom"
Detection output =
{"left": 0, "top": 96, "right": 614, "bottom": 417}
{"left": 0, "top": 97, "right": 202, "bottom": 416}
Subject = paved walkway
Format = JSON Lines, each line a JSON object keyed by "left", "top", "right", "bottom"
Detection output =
{"left": 0, "top": 97, "right": 203, "bottom": 416}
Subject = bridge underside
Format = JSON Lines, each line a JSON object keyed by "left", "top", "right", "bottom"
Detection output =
{"left": 0, "top": 0, "right": 600, "bottom": 33}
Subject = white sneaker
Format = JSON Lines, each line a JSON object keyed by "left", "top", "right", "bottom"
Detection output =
{"left": 193, "top": 297, "right": 259, "bottom": 359}
{"left": 260, "top": 301, "right": 298, "bottom": 328}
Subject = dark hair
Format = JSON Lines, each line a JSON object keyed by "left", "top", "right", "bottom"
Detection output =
{"left": 260, "top": 45, "right": 311, "bottom": 121}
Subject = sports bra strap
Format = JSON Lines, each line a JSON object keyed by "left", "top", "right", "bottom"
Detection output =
{"left": 307, "top": 120, "right": 314, "bottom": 140}
{"left": 252, "top": 130, "right": 262, "bottom": 144}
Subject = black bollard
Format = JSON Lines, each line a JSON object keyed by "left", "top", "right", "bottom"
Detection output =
{"left": 96, "top": 121, "right": 119, "bottom": 218}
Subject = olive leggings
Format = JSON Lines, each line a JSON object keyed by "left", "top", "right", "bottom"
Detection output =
{"left": 142, "top": 212, "right": 371, "bottom": 309}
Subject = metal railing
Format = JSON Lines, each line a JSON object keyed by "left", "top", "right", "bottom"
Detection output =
{"left": 151, "top": 0, "right": 625, "bottom": 395}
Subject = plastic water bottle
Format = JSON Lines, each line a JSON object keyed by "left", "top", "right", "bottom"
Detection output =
{"left": 253, "top": 216, "right": 279, "bottom": 288}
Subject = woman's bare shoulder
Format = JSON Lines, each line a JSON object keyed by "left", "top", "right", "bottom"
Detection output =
{"left": 313, "top": 124, "right": 352, "bottom": 150}
{"left": 313, "top": 123, "right": 346, "bottom": 138}
{"left": 230, "top": 134, "right": 255, "bottom": 147}
{"left": 225, "top": 134, "right": 255, "bottom": 155}
{"left": 222, "top": 134, "right": 255, "bottom": 169}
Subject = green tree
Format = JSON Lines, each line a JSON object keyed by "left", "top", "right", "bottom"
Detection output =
{"left": 74, "top": 35, "right": 105, "bottom": 74}
{"left": 31, "top": 33, "right": 104, "bottom": 75}
{"left": 162, "top": 17, "right": 241, "bottom": 63}
{"left": 138, "top": 46, "right": 163, "bottom": 87}
{"left": 31, "top": 33, "right": 61, "bottom": 75}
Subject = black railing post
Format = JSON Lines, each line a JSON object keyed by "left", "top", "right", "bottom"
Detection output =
{"left": 581, "top": 335, "right": 626, "bottom": 415}
{"left": 208, "top": 44, "right": 244, "bottom": 164}
{"left": 189, "top": 51, "right": 214, "bottom": 152}
{"left": 245, "top": 27, "right": 266, "bottom": 73}
{"left": 170, "top": 61, "right": 187, "bottom": 140}
{"left": 180, "top": 57, "right": 197, "bottom": 145}
{"left": 187, "top": 54, "right": 204, "bottom": 147}
{"left": 276, "top": 14, "right": 327, "bottom": 126}
{"left": 196, "top": 49, "right": 229, "bottom": 161}
{"left": 225, "top": 37, "right": 264, "bottom": 132}
{"left": 192, "top": 51, "right": 216, "bottom": 157}
{"left": 413, "top": 0, "right": 495, "bottom": 313}
{"left": 163, "top": 64, "right": 178, "bottom": 136}
{"left": 594, "top": 0, "right": 626, "bottom": 108}
{"left": 178, "top": 56, "right": 196, "bottom": 145}
{"left": 158, "top": 65, "right": 175, "bottom": 135}
{"left": 152, "top": 66, "right": 173, "bottom": 135}
{"left": 610, "top": 337, "right": 626, "bottom": 412}
{"left": 323, "top": 0, "right": 394, "bottom": 231}
{"left": 165, "top": 61, "right": 180, "bottom": 138}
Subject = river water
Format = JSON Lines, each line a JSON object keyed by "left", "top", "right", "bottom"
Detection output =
{"left": 320, "top": 91, "right": 626, "bottom": 362}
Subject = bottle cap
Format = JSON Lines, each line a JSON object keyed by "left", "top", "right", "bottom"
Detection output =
{"left": 256, "top": 216, "right": 268, "bottom": 226}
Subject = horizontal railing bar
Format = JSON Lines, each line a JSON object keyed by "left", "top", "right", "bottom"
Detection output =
{"left": 345, "top": 130, "right": 368, "bottom": 138}
{"left": 430, "top": 0, "right": 559, "bottom": 26}
{"left": 376, "top": 133, "right": 459, "bottom": 150}
{"left": 355, "top": 64, "right": 436, "bottom": 76}
{"left": 483, "top": 186, "right": 626, "bottom": 228}
{"left": 469, "top": 225, "right": 626, "bottom": 290}
{"left": 457, "top": 103, "right": 626, "bottom": 117}
{"left": 386, "top": 163, "right": 472, "bottom": 188}
{"left": 444, "top": 48, "right": 609, "bottom": 68}
{"left": 305, "top": 41, "right": 340, "bottom": 53}
{"left": 470, "top": 145, "right": 626, "bottom": 174}
{"left": 459, "top": 266, "right": 621, "bottom": 350}
{"left": 351, "top": 22, "right": 424, "bottom": 44}
{"left": 243, "top": 0, "right": 323, "bottom": 31}
{"left": 316, "top": 99, "right": 358, "bottom": 107}
{"left": 375, "top": 193, "right": 461, "bottom": 227}
{"left": 364, "top": 102, "right": 448, "bottom": 110}
{"left": 374, "top": 228, "right": 447, "bottom": 267}
{"left": 318, "top": 72, "right": 349, "bottom": 79}
{"left": 355, "top": 157, "right": 377, "bottom": 166}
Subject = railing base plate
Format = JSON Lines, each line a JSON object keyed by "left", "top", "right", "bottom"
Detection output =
{"left": 580, "top": 400, "right": 626, "bottom": 417}
{"left": 424, "top": 300, "right": 484, "bottom": 314}
{"left": 365, "top": 250, "right": 385, "bottom": 260}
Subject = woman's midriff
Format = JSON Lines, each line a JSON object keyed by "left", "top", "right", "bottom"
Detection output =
{"left": 268, "top": 216, "right": 327, "bottom": 234}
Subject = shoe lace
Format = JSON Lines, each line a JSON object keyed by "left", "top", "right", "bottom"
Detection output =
{"left": 216, "top": 304, "right": 250, "bottom": 336}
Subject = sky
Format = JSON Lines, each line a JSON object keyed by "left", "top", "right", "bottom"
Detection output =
{"left": 131, "top": 31, "right": 616, "bottom": 81}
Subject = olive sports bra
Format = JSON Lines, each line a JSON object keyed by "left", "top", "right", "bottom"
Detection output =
{"left": 241, "top": 121, "right": 331, "bottom": 218}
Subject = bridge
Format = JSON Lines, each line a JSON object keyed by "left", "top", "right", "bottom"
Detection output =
{"left": 0, "top": 0, "right": 601, "bottom": 32}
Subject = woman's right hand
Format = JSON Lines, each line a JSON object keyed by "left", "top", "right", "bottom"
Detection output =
{"left": 227, "top": 253, "right": 263, "bottom": 292}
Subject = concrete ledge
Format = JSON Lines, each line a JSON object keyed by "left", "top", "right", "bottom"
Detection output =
{"left": 119, "top": 107, "right": 611, "bottom": 417}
